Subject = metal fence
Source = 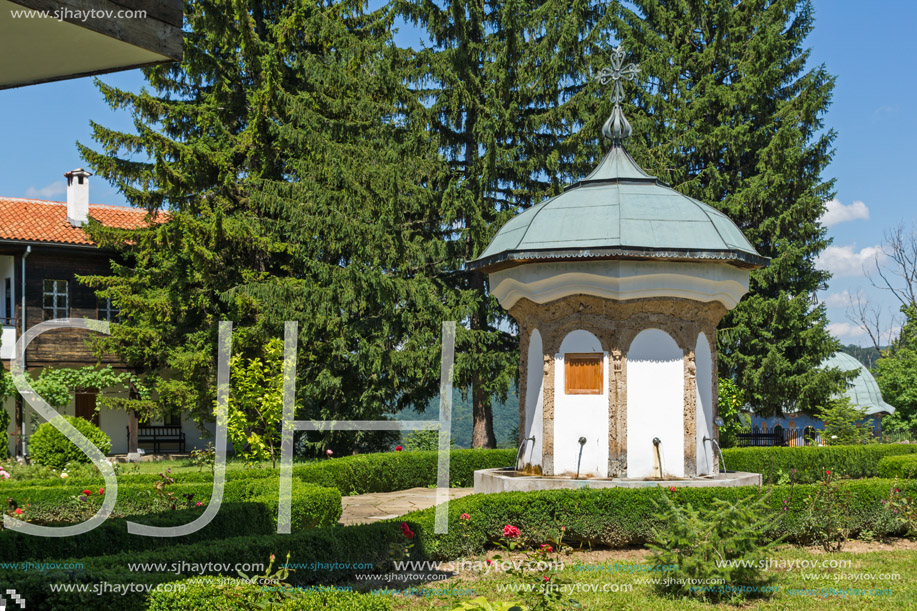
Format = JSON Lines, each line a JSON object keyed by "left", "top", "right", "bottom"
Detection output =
{"left": 735, "top": 426, "right": 821, "bottom": 447}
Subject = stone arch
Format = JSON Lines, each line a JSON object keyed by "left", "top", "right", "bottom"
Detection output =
{"left": 694, "top": 332, "right": 715, "bottom": 475}
{"left": 553, "top": 329, "right": 609, "bottom": 477}
{"left": 626, "top": 328, "right": 684, "bottom": 478}
{"left": 522, "top": 329, "right": 544, "bottom": 472}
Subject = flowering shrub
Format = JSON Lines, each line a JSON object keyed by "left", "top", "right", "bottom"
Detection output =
{"left": 884, "top": 480, "right": 917, "bottom": 537}
{"left": 792, "top": 469, "right": 853, "bottom": 551}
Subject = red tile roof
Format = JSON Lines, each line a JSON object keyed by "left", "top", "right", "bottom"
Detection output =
{"left": 0, "top": 197, "right": 157, "bottom": 246}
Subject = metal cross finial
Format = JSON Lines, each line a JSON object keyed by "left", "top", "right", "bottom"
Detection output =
{"left": 595, "top": 46, "right": 640, "bottom": 142}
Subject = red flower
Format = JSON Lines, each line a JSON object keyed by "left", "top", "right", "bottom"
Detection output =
{"left": 825, "top": 470, "right": 831, "bottom": 475}
{"left": 99, "top": 488, "right": 105, "bottom": 495}
{"left": 14, "top": 508, "right": 23, "bottom": 515}
{"left": 82, "top": 489, "right": 91, "bottom": 496}
{"left": 486, "top": 559, "right": 493, "bottom": 566}
{"left": 669, "top": 486, "right": 677, "bottom": 492}
{"left": 503, "top": 524, "right": 520, "bottom": 538}
{"left": 460, "top": 513, "right": 470, "bottom": 521}
{"left": 544, "top": 575, "right": 550, "bottom": 582}
{"left": 540, "top": 544, "right": 553, "bottom": 553}
{"left": 395, "top": 445, "right": 403, "bottom": 451}
{"left": 400, "top": 521, "right": 415, "bottom": 539}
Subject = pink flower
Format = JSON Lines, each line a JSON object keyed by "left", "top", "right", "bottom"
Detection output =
{"left": 540, "top": 544, "right": 553, "bottom": 553}
{"left": 326, "top": 449, "right": 333, "bottom": 457}
{"left": 0, "top": 470, "right": 10, "bottom": 480}
{"left": 503, "top": 524, "right": 520, "bottom": 538}
{"left": 14, "top": 508, "right": 23, "bottom": 515}
{"left": 395, "top": 445, "right": 403, "bottom": 451}
{"left": 196, "top": 501, "right": 203, "bottom": 507}
{"left": 543, "top": 575, "right": 550, "bottom": 582}
{"left": 460, "top": 513, "right": 470, "bottom": 521}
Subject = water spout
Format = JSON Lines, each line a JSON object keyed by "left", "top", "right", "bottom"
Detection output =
{"left": 703, "top": 436, "right": 726, "bottom": 474}
{"left": 652, "top": 437, "right": 665, "bottom": 479}
{"left": 515, "top": 435, "right": 535, "bottom": 471}
{"left": 575, "top": 437, "right": 587, "bottom": 479}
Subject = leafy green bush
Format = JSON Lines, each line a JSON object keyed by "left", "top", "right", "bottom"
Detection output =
{"left": 147, "top": 579, "right": 392, "bottom": 611}
{"left": 647, "top": 494, "right": 779, "bottom": 602}
{"left": 878, "top": 453, "right": 917, "bottom": 479}
{"left": 722, "top": 444, "right": 917, "bottom": 483}
{"left": 28, "top": 416, "right": 112, "bottom": 469}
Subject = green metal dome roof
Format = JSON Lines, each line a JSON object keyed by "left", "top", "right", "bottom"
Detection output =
{"left": 467, "top": 144, "right": 768, "bottom": 272}
{"left": 822, "top": 351, "right": 895, "bottom": 416}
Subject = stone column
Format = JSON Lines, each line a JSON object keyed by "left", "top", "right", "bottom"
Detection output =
{"left": 683, "top": 351, "right": 698, "bottom": 477}
{"left": 542, "top": 351, "right": 555, "bottom": 475}
{"left": 608, "top": 349, "right": 626, "bottom": 477}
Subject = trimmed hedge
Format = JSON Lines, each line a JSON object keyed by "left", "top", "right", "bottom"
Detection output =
{"left": 0, "top": 479, "right": 341, "bottom": 562}
{"left": 878, "top": 453, "right": 917, "bottom": 479}
{"left": 5, "top": 479, "right": 911, "bottom": 610}
{"left": 147, "top": 580, "right": 392, "bottom": 611}
{"left": 2, "top": 521, "right": 406, "bottom": 611}
{"left": 4, "top": 465, "right": 277, "bottom": 488}
{"left": 291, "top": 448, "right": 516, "bottom": 495}
{"left": 721, "top": 444, "right": 917, "bottom": 483}
{"left": 7, "top": 448, "right": 516, "bottom": 495}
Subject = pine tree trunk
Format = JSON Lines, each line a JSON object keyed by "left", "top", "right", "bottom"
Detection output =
{"left": 471, "top": 374, "right": 496, "bottom": 448}
{"left": 470, "top": 267, "right": 496, "bottom": 449}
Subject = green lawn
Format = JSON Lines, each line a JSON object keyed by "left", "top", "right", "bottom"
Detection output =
{"left": 388, "top": 544, "right": 917, "bottom": 610}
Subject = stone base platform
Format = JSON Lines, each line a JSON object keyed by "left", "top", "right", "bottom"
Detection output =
{"left": 474, "top": 467, "right": 762, "bottom": 494}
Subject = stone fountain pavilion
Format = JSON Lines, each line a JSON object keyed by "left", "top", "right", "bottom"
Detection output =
{"left": 468, "top": 48, "right": 766, "bottom": 492}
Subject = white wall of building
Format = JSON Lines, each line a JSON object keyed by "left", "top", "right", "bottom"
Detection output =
{"left": 553, "top": 330, "right": 608, "bottom": 478}
{"left": 522, "top": 329, "right": 544, "bottom": 470}
{"left": 694, "top": 333, "right": 715, "bottom": 476}
{"left": 626, "top": 328, "right": 684, "bottom": 478}
{"left": 0, "top": 255, "right": 15, "bottom": 361}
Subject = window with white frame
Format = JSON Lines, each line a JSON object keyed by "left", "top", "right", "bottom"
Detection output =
{"left": 98, "top": 297, "right": 119, "bottom": 322}
{"left": 43, "top": 279, "right": 69, "bottom": 320}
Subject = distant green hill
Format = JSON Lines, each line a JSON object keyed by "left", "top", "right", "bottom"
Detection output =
{"left": 840, "top": 344, "right": 883, "bottom": 369}
{"left": 395, "top": 388, "right": 520, "bottom": 449}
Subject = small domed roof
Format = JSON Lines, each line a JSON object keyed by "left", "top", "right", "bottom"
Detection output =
{"left": 467, "top": 144, "right": 768, "bottom": 272}
{"left": 822, "top": 351, "right": 895, "bottom": 416}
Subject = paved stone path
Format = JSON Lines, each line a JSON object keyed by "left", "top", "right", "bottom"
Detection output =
{"left": 339, "top": 487, "right": 475, "bottom": 526}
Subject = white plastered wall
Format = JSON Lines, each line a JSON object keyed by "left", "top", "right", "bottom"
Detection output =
{"left": 695, "top": 333, "right": 715, "bottom": 476}
{"left": 553, "top": 330, "right": 608, "bottom": 477}
{"left": 522, "top": 329, "right": 544, "bottom": 470}
{"left": 626, "top": 328, "right": 684, "bottom": 478}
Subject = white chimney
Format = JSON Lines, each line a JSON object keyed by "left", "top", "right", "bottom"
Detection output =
{"left": 64, "top": 168, "right": 92, "bottom": 227}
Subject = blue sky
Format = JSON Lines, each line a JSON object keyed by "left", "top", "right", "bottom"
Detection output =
{"left": 1, "top": 1, "right": 914, "bottom": 347}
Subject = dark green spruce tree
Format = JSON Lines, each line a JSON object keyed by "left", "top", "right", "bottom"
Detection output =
{"left": 79, "top": 0, "right": 456, "bottom": 452}
{"left": 612, "top": 0, "right": 843, "bottom": 414}
{"left": 397, "top": 0, "right": 615, "bottom": 446}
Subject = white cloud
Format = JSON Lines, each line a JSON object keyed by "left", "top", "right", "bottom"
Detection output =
{"left": 828, "top": 322, "right": 867, "bottom": 341}
{"left": 821, "top": 290, "right": 853, "bottom": 308}
{"left": 821, "top": 198, "right": 869, "bottom": 228}
{"left": 25, "top": 181, "right": 66, "bottom": 199}
{"left": 816, "top": 244, "right": 884, "bottom": 278}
